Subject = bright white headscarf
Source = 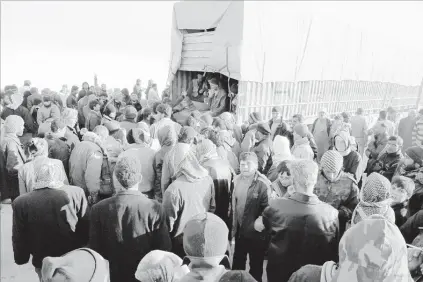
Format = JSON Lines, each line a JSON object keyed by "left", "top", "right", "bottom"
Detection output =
{"left": 273, "top": 136, "right": 293, "bottom": 164}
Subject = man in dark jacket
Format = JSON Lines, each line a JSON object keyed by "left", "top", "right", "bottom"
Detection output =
{"left": 88, "top": 154, "right": 171, "bottom": 282}
{"left": 263, "top": 159, "right": 339, "bottom": 282}
{"left": 12, "top": 161, "right": 88, "bottom": 279}
{"left": 252, "top": 123, "right": 274, "bottom": 175}
{"left": 1, "top": 91, "right": 36, "bottom": 135}
{"left": 232, "top": 152, "right": 270, "bottom": 282}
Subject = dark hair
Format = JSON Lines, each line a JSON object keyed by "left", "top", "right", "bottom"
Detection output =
{"left": 89, "top": 99, "right": 100, "bottom": 110}
{"left": 379, "top": 110, "right": 387, "bottom": 120}
{"left": 392, "top": 176, "right": 415, "bottom": 198}
{"left": 114, "top": 155, "right": 143, "bottom": 188}
{"left": 82, "top": 82, "right": 89, "bottom": 88}
{"left": 141, "top": 108, "right": 153, "bottom": 121}
{"left": 292, "top": 114, "right": 303, "bottom": 123}
{"left": 152, "top": 101, "right": 161, "bottom": 114}
{"left": 277, "top": 160, "right": 291, "bottom": 176}
{"left": 356, "top": 108, "right": 364, "bottom": 115}
{"left": 239, "top": 151, "right": 258, "bottom": 164}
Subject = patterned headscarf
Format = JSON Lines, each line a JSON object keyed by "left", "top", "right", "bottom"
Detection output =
{"left": 33, "top": 161, "right": 65, "bottom": 190}
{"left": 320, "top": 150, "right": 344, "bottom": 174}
{"left": 30, "top": 138, "right": 49, "bottom": 157}
{"left": 332, "top": 215, "right": 412, "bottom": 282}
{"left": 169, "top": 143, "right": 208, "bottom": 182}
{"left": 352, "top": 173, "right": 394, "bottom": 225}
{"left": 4, "top": 115, "right": 24, "bottom": 134}
{"left": 196, "top": 139, "right": 219, "bottom": 164}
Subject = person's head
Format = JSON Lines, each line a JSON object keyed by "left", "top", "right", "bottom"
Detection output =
{"left": 408, "top": 109, "right": 417, "bottom": 118}
{"left": 196, "top": 139, "right": 218, "bottom": 164}
{"left": 391, "top": 176, "right": 415, "bottom": 205}
{"left": 28, "top": 138, "right": 49, "bottom": 158}
{"left": 124, "top": 106, "right": 138, "bottom": 122}
{"left": 208, "top": 78, "right": 219, "bottom": 91}
{"left": 155, "top": 103, "right": 172, "bottom": 120}
{"left": 292, "top": 114, "right": 303, "bottom": 126}
{"left": 293, "top": 123, "right": 309, "bottom": 142}
{"left": 271, "top": 106, "right": 282, "bottom": 120}
{"left": 42, "top": 94, "right": 52, "bottom": 107}
{"left": 41, "top": 248, "right": 108, "bottom": 282}
{"left": 288, "top": 159, "right": 318, "bottom": 195}
{"left": 93, "top": 125, "right": 109, "bottom": 142}
{"left": 89, "top": 86, "right": 95, "bottom": 92}
{"left": 404, "top": 146, "right": 423, "bottom": 167}
{"left": 70, "top": 85, "right": 79, "bottom": 95}
{"left": 212, "top": 118, "right": 227, "bottom": 131}
{"left": 101, "top": 84, "right": 107, "bottom": 91}
{"left": 114, "top": 154, "right": 143, "bottom": 189}
{"left": 379, "top": 110, "right": 387, "bottom": 120}
{"left": 196, "top": 72, "right": 203, "bottom": 81}
{"left": 255, "top": 123, "right": 271, "bottom": 141}
{"left": 334, "top": 131, "right": 351, "bottom": 156}
{"left": 341, "top": 112, "right": 350, "bottom": 123}
{"left": 4, "top": 115, "right": 24, "bottom": 136}
{"left": 152, "top": 83, "right": 157, "bottom": 90}
{"left": 239, "top": 152, "right": 258, "bottom": 178}
{"left": 183, "top": 212, "right": 229, "bottom": 267}
{"left": 219, "top": 271, "right": 257, "bottom": 282}
{"left": 374, "top": 123, "right": 387, "bottom": 135}
{"left": 135, "top": 250, "right": 189, "bottom": 282}
{"left": 356, "top": 107, "right": 364, "bottom": 115}
{"left": 61, "top": 108, "right": 78, "bottom": 128}
{"left": 24, "top": 80, "right": 31, "bottom": 87}
{"left": 82, "top": 82, "right": 89, "bottom": 91}
{"left": 178, "top": 126, "right": 197, "bottom": 145}
{"left": 88, "top": 99, "right": 100, "bottom": 111}
{"left": 139, "top": 107, "right": 152, "bottom": 123}
{"left": 332, "top": 216, "right": 411, "bottom": 282}
{"left": 277, "top": 161, "right": 293, "bottom": 187}
{"left": 132, "top": 124, "right": 152, "bottom": 146}
{"left": 248, "top": 112, "right": 262, "bottom": 125}
{"left": 136, "top": 79, "right": 141, "bottom": 85}
{"left": 386, "top": 136, "right": 403, "bottom": 154}
{"left": 219, "top": 112, "right": 235, "bottom": 130}
{"left": 30, "top": 87, "right": 38, "bottom": 95}
{"left": 50, "top": 119, "right": 67, "bottom": 138}
{"left": 130, "top": 93, "right": 139, "bottom": 104}
{"left": 318, "top": 109, "right": 327, "bottom": 119}
{"left": 273, "top": 135, "right": 292, "bottom": 158}
{"left": 158, "top": 125, "right": 177, "bottom": 147}
{"left": 103, "top": 103, "right": 117, "bottom": 120}
{"left": 33, "top": 161, "right": 65, "bottom": 190}
{"left": 320, "top": 150, "right": 344, "bottom": 182}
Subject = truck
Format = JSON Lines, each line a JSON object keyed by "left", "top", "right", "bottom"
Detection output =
{"left": 167, "top": 1, "right": 423, "bottom": 124}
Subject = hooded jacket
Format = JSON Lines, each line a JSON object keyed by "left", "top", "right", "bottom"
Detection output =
{"left": 333, "top": 131, "right": 362, "bottom": 180}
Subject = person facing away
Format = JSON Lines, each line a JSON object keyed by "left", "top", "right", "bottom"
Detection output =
{"left": 311, "top": 109, "right": 332, "bottom": 162}
{"left": 179, "top": 213, "right": 231, "bottom": 282}
{"left": 263, "top": 159, "right": 339, "bottom": 282}
{"left": 162, "top": 141, "right": 215, "bottom": 258}
{"left": 252, "top": 122, "right": 274, "bottom": 175}
{"left": 88, "top": 154, "right": 171, "bottom": 282}
{"left": 12, "top": 161, "right": 88, "bottom": 280}
{"left": 371, "top": 110, "right": 396, "bottom": 137}
{"left": 291, "top": 123, "right": 314, "bottom": 161}
{"left": 231, "top": 152, "right": 270, "bottom": 282}
{"left": 350, "top": 107, "right": 369, "bottom": 157}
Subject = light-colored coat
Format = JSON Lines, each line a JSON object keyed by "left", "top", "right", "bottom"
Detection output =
{"left": 291, "top": 138, "right": 314, "bottom": 160}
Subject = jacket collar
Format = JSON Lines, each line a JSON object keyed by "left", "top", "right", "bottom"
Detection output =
{"left": 288, "top": 192, "right": 320, "bottom": 205}
{"left": 116, "top": 189, "right": 144, "bottom": 197}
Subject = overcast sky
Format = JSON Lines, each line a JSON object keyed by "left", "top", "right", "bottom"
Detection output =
{"left": 1, "top": 1, "right": 422, "bottom": 91}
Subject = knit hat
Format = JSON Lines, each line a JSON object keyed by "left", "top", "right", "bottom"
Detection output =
{"left": 405, "top": 146, "right": 423, "bottom": 165}
{"left": 320, "top": 150, "right": 344, "bottom": 174}
{"left": 183, "top": 212, "right": 229, "bottom": 258}
{"left": 219, "top": 271, "right": 257, "bottom": 282}
{"left": 256, "top": 122, "right": 271, "bottom": 135}
{"left": 41, "top": 248, "right": 108, "bottom": 282}
{"left": 249, "top": 112, "right": 262, "bottom": 124}
{"left": 352, "top": 172, "right": 394, "bottom": 225}
{"left": 33, "top": 161, "right": 65, "bottom": 190}
{"left": 135, "top": 250, "right": 189, "bottom": 282}
{"left": 293, "top": 124, "right": 309, "bottom": 138}
{"left": 29, "top": 138, "right": 49, "bottom": 157}
{"left": 125, "top": 106, "right": 138, "bottom": 120}
{"left": 4, "top": 115, "right": 24, "bottom": 134}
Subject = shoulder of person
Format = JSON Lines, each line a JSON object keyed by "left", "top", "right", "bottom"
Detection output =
{"left": 340, "top": 171, "right": 358, "bottom": 185}
{"left": 256, "top": 172, "right": 272, "bottom": 188}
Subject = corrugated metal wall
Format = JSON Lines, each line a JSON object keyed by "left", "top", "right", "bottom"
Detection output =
{"left": 237, "top": 80, "right": 420, "bottom": 124}
{"left": 170, "top": 70, "right": 195, "bottom": 104}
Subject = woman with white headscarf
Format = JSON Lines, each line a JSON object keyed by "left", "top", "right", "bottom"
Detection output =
{"left": 267, "top": 136, "right": 293, "bottom": 182}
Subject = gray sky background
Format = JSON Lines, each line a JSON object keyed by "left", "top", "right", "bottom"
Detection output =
{"left": 1, "top": 1, "right": 422, "bottom": 91}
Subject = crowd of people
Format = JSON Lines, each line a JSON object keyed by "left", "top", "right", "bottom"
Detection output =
{"left": 2, "top": 78, "right": 423, "bottom": 282}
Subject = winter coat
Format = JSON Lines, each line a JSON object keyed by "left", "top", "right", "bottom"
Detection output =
{"left": 400, "top": 209, "right": 423, "bottom": 243}
{"left": 45, "top": 134, "right": 71, "bottom": 175}
{"left": 66, "top": 94, "right": 78, "bottom": 109}
{"left": 12, "top": 185, "right": 88, "bottom": 268}
{"left": 291, "top": 137, "right": 314, "bottom": 160}
{"left": 88, "top": 190, "right": 171, "bottom": 282}
{"left": 85, "top": 110, "right": 102, "bottom": 132}
{"left": 18, "top": 156, "right": 68, "bottom": 195}
{"left": 269, "top": 119, "right": 294, "bottom": 145}
{"left": 27, "top": 93, "right": 43, "bottom": 111}
{"left": 0, "top": 134, "right": 26, "bottom": 200}
{"left": 240, "top": 124, "right": 258, "bottom": 153}
{"left": 367, "top": 151, "right": 402, "bottom": 182}
{"left": 412, "top": 118, "right": 423, "bottom": 146}
{"left": 252, "top": 137, "right": 273, "bottom": 175}
{"left": 1, "top": 106, "right": 36, "bottom": 134}
{"left": 69, "top": 140, "right": 103, "bottom": 198}
{"left": 37, "top": 104, "right": 60, "bottom": 125}
{"left": 208, "top": 89, "right": 228, "bottom": 117}
{"left": 263, "top": 192, "right": 339, "bottom": 282}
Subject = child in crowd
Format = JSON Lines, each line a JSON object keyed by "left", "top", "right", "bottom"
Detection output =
{"left": 391, "top": 176, "right": 415, "bottom": 227}
{"left": 269, "top": 160, "right": 294, "bottom": 200}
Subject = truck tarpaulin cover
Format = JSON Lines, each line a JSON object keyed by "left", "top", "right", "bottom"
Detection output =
{"left": 168, "top": 1, "right": 423, "bottom": 86}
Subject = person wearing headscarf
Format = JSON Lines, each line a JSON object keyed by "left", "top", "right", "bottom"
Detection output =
{"left": 333, "top": 130, "right": 362, "bottom": 180}
{"left": 288, "top": 215, "right": 413, "bottom": 282}
{"left": 154, "top": 103, "right": 182, "bottom": 137}
{"left": 311, "top": 109, "right": 332, "bottom": 162}
{"left": 41, "top": 248, "right": 108, "bottom": 282}
{"left": 291, "top": 124, "right": 314, "bottom": 160}
{"left": 0, "top": 115, "right": 26, "bottom": 202}
{"left": 196, "top": 139, "right": 234, "bottom": 227}
{"left": 252, "top": 122, "right": 274, "bottom": 175}
{"left": 268, "top": 161, "right": 295, "bottom": 199}
{"left": 263, "top": 159, "right": 339, "bottom": 282}
{"left": 232, "top": 152, "right": 270, "bottom": 282}
{"left": 220, "top": 112, "right": 243, "bottom": 144}
{"left": 88, "top": 154, "right": 171, "bottom": 282}
{"left": 119, "top": 105, "right": 139, "bottom": 142}
{"left": 267, "top": 136, "right": 293, "bottom": 182}
{"left": 119, "top": 126, "right": 156, "bottom": 199}
{"left": 18, "top": 138, "right": 68, "bottom": 195}
{"left": 162, "top": 142, "right": 215, "bottom": 258}
{"left": 179, "top": 213, "right": 230, "bottom": 282}
{"left": 213, "top": 129, "right": 241, "bottom": 174}
{"left": 12, "top": 161, "right": 88, "bottom": 280}
{"left": 314, "top": 150, "right": 359, "bottom": 235}
{"left": 154, "top": 125, "right": 178, "bottom": 202}
{"left": 1, "top": 91, "right": 36, "bottom": 135}
{"left": 61, "top": 108, "right": 81, "bottom": 147}
{"left": 135, "top": 250, "right": 189, "bottom": 282}
{"left": 161, "top": 126, "right": 198, "bottom": 193}
{"left": 241, "top": 112, "right": 263, "bottom": 153}
{"left": 351, "top": 172, "right": 395, "bottom": 226}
